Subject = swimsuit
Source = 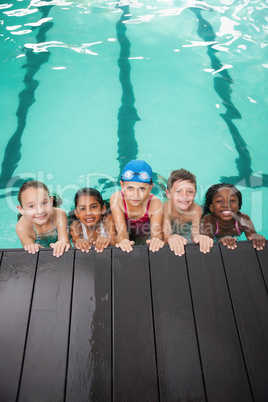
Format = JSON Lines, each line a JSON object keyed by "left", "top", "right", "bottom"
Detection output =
{"left": 214, "top": 220, "right": 241, "bottom": 238}
{"left": 33, "top": 218, "right": 58, "bottom": 247}
{"left": 171, "top": 221, "right": 192, "bottom": 243}
{"left": 80, "top": 220, "right": 107, "bottom": 239}
{"left": 121, "top": 191, "right": 153, "bottom": 241}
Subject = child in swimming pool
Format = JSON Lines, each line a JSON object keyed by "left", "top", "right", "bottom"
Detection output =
{"left": 16, "top": 180, "right": 70, "bottom": 257}
{"left": 110, "top": 160, "right": 164, "bottom": 253}
{"left": 69, "top": 188, "right": 116, "bottom": 253}
{"left": 163, "top": 169, "right": 213, "bottom": 256}
{"left": 201, "top": 183, "right": 266, "bottom": 250}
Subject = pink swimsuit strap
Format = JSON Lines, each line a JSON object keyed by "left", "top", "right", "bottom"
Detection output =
{"left": 121, "top": 191, "right": 153, "bottom": 222}
{"left": 214, "top": 219, "right": 241, "bottom": 236}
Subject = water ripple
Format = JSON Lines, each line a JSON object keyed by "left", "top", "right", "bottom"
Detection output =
{"left": 0, "top": 3, "right": 14, "bottom": 10}
{"left": 4, "top": 8, "right": 38, "bottom": 17}
{"left": 24, "top": 40, "right": 102, "bottom": 54}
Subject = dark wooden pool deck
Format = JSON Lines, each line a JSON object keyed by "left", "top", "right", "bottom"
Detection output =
{"left": 0, "top": 241, "right": 268, "bottom": 402}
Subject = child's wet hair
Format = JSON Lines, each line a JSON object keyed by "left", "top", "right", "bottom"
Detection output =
{"left": 17, "top": 180, "right": 62, "bottom": 220}
{"left": 74, "top": 187, "right": 104, "bottom": 208}
{"left": 204, "top": 183, "right": 242, "bottom": 215}
{"left": 167, "top": 169, "right": 196, "bottom": 191}
{"left": 18, "top": 180, "right": 62, "bottom": 206}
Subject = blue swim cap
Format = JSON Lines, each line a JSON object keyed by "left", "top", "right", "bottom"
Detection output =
{"left": 121, "top": 160, "right": 153, "bottom": 183}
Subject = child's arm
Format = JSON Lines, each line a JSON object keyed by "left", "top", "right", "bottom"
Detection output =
{"left": 240, "top": 213, "right": 265, "bottom": 250}
{"left": 70, "top": 220, "right": 92, "bottom": 253}
{"left": 202, "top": 214, "right": 240, "bottom": 250}
{"left": 146, "top": 197, "right": 164, "bottom": 252}
{"left": 200, "top": 214, "right": 215, "bottom": 239}
{"left": 110, "top": 192, "right": 134, "bottom": 252}
{"left": 191, "top": 205, "right": 213, "bottom": 254}
{"left": 16, "top": 217, "right": 41, "bottom": 254}
{"left": 94, "top": 214, "right": 117, "bottom": 253}
{"left": 50, "top": 209, "right": 71, "bottom": 257}
{"left": 163, "top": 201, "right": 187, "bottom": 257}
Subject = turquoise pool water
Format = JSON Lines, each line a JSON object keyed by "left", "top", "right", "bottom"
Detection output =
{"left": 1, "top": 0, "right": 267, "bottom": 248}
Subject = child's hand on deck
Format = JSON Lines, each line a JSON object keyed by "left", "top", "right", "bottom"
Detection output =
{"left": 24, "top": 243, "right": 42, "bottom": 254}
{"left": 50, "top": 240, "right": 70, "bottom": 257}
{"left": 193, "top": 235, "right": 213, "bottom": 254}
{"left": 94, "top": 237, "right": 110, "bottom": 253}
{"left": 167, "top": 234, "right": 187, "bottom": 256}
{"left": 219, "top": 236, "right": 237, "bottom": 250}
{"left": 116, "top": 238, "right": 134, "bottom": 253}
{"left": 146, "top": 237, "right": 164, "bottom": 252}
{"left": 75, "top": 239, "right": 91, "bottom": 253}
{"left": 248, "top": 234, "right": 265, "bottom": 250}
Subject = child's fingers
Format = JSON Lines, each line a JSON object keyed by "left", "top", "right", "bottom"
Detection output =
{"left": 116, "top": 239, "right": 133, "bottom": 252}
{"left": 173, "top": 240, "right": 185, "bottom": 256}
{"left": 220, "top": 237, "right": 237, "bottom": 250}
{"left": 81, "top": 242, "right": 91, "bottom": 253}
{"left": 24, "top": 244, "right": 39, "bottom": 254}
{"left": 94, "top": 238, "right": 110, "bottom": 253}
{"left": 168, "top": 235, "right": 186, "bottom": 257}
{"left": 251, "top": 235, "right": 265, "bottom": 250}
{"left": 227, "top": 238, "right": 237, "bottom": 250}
{"left": 175, "top": 242, "right": 185, "bottom": 256}
{"left": 52, "top": 242, "right": 63, "bottom": 257}
{"left": 147, "top": 238, "right": 164, "bottom": 252}
{"left": 198, "top": 235, "right": 213, "bottom": 254}
{"left": 51, "top": 241, "right": 70, "bottom": 257}
{"left": 75, "top": 240, "right": 91, "bottom": 253}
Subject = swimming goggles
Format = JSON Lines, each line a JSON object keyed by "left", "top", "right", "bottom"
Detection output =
{"left": 121, "top": 170, "right": 152, "bottom": 183}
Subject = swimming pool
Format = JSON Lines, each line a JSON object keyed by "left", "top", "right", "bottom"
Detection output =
{"left": 1, "top": 0, "right": 267, "bottom": 248}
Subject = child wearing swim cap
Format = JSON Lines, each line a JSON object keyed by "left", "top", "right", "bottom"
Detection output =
{"left": 110, "top": 160, "right": 164, "bottom": 252}
{"left": 201, "top": 183, "right": 266, "bottom": 250}
{"left": 163, "top": 169, "right": 213, "bottom": 256}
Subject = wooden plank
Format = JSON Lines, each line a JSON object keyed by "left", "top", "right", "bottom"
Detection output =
{"left": 66, "top": 249, "right": 112, "bottom": 402}
{"left": 256, "top": 241, "right": 268, "bottom": 290}
{"left": 186, "top": 244, "right": 252, "bottom": 401}
{"left": 0, "top": 251, "right": 37, "bottom": 402}
{"left": 112, "top": 246, "right": 159, "bottom": 401}
{"left": 150, "top": 246, "right": 205, "bottom": 401}
{"left": 221, "top": 242, "right": 268, "bottom": 401}
{"left": 18, "top": 250, "right": 74, "bottom": 402}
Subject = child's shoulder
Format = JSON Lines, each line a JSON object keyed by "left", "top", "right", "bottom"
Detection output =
{"left": 103, "top": 213, "right": 115, "bottom": 228}
{"left": 104, "top": 212, "right": 114, "bottom": 221}
{"left": 237, "top": 211, "right": 250, "bottom": 219}
{"left": 110, "top": 190, "right": 123, "bottom": 204}
{"left": 237, "top": 211, "right": 252, "bottom": 227}
{"left": 202, "top": 213, "right": 215, "bottom": 223}
{"left": 70, "top": 218, "right": 81, "bottom": 228}
{"left": 16, "top": 215, "right": 32, "bottom": 230}
{"left": 163, "top": 199, "right": 171, "bottom": 210}
{"left": 192, "top": 202, "right": 202, "bottom": 214}
{"left": 149, "top": 194, "right": 162, "bottom": 208}
{"left": 52, "top": 207, "right": 67, "bottom": 225}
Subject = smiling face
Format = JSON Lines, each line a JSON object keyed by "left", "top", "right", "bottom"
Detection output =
{"left": 17, "top": 187, "right": 53, "bottom": 225}
{"left": 75, "top": 195, "right": 105, "bottom": 227}
{"left": 120, "top": 181, "right": 153, "bottom": 207}
{"left": 210, "top": 188, "right": 240, "bottom": 222}
{"left": 166, "top": 180, "right": 196, "bottom": 211}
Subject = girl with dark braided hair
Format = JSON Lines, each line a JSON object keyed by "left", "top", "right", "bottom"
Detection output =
{"left": 201, "top": 183, "right": 265, "bottom": 250}
{"left": 69, "top": 188, "right": 116, "bottom": 253}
